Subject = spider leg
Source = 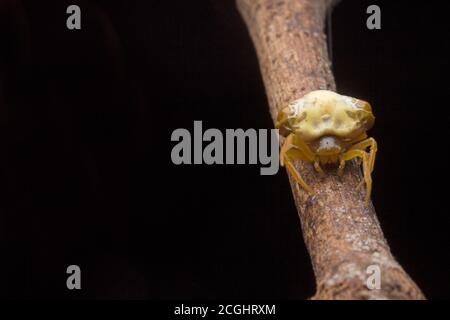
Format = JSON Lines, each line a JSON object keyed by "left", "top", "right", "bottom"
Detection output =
{"left": 347, "top": 137, "right": 377, "bottom": 173}
{"left": 290, "top": 134, "right": 316, "bottom": 161}
{"left": 314, "top": 158, "right": 325, "bottom": 176}
{"left": 280, "top": 133, "right": 315, "bottom": 166}
{"left": 338, "top": 138, "right": 375, "bottom": 176}
{"left": 279, "top": 134, "right": 315, "bottom": 193}
{"left": 291, "top": 135, "right": 324, "bottom": 176}
{"left": 337, "top": 158, "right": 346, "bottom": 176}
{"left": 284, "top": 158, "right": 313, "bottom": 193}
{"left": 340, "top": 149, "right": 372, "bottom": 204}
{"left": 279, "top": 133, "right": 294, "bottom": 167}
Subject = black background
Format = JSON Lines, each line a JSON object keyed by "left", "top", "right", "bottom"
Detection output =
{"left": 1, "top": 0, "right": 449, "bottom": 299}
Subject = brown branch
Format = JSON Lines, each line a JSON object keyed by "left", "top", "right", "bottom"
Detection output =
{"left": 237, "top": 0, "right": 425, "bottom": 300}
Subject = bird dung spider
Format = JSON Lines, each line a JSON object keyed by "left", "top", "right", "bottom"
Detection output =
{"left": 276, "top": 90, "right": 377, "bottom": 204}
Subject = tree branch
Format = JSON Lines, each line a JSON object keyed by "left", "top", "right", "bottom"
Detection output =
{"left": 237, "top": 0, "right": 425, "bottom": 300}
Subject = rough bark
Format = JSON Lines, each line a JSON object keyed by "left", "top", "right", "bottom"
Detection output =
{"left": 237, "top": 0, "right": 425, "bottom": 300}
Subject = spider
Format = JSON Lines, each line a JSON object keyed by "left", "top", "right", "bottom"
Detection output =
{"left": 276, "top": 90, "right": 377, "bottom": 204}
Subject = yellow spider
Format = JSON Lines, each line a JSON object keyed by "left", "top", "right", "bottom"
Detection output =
{"left": 276, "top": 90, "right": 377, "bottom": 204}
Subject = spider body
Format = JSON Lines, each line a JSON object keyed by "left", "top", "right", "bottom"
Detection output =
{"left": 276, "top": 90, "right": 377, "bottom": 203}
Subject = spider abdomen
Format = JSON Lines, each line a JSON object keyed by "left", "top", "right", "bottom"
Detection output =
{"left": 277, "top": 90, "right": 374, "bottom": 142}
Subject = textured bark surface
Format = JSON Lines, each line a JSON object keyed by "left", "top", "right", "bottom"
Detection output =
{"left": 237, "top": 0, "right": 425, "bottom": 300}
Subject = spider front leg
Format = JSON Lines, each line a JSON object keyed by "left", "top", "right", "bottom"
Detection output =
{"left": 338, "top": 137, "right": 377, "bottom": 176}
{"left": 337, "top": 158, "right": 346, "bottom": 176}
{"left": 349, "top": 137, "right": 377, "bottom": 173}
{"left": 280, "top": 134, "right": 315, "bottom": 193}
{"left": 314, "top": 158, "right": 325, "bottom": 176}
{"left": 339, "top": 149, "right": 372, "bottom": 204}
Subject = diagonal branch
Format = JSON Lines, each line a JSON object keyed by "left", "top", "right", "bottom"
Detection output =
{"left": 237, "top": 0, "right": 425, "bottom": 299}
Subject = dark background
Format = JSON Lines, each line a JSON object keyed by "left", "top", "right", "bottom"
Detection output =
{"left": 1, "top": 0, "right": 449, "bottom": 299}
